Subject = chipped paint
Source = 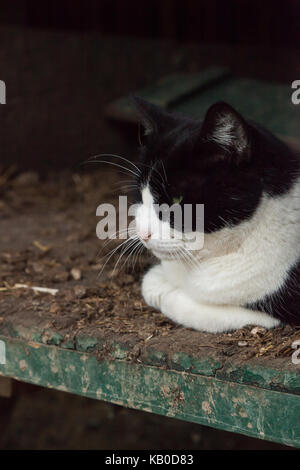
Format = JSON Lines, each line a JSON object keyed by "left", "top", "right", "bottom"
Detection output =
{"left": 202, "top": 401, "right": 212, "bottom": 415}
{"left": 28, "top": 342, "right": 41, "bottom": 349}
{"left": 238, "top": 408, "right": 248, "bottom": 418}
{"left": 0, "top": 333, "right": 299, "bottom": 448}
{"left": 51, "top": 365, "right": 59, "bottom": 374}
{"left": 19, "top": 360, "right": 28, "bottom": 371}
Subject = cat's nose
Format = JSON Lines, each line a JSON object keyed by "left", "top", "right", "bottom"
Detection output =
{"left": 138, "top": 230, "right": 152, "bottom": 242}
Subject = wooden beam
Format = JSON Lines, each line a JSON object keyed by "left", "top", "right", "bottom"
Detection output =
{"left": 0, "top": 334, "right": 299, "bottom": 448}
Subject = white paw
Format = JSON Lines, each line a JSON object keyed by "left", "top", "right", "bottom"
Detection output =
{"left": 249, "top": 311, "right": 281, "bottom": 330}
{"left": 142, "top": 264, "right": 173, "bottom": 309}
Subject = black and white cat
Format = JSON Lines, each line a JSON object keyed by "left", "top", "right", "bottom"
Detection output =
{"left": 132, "top": 97, "right": 300, "bottom": 333}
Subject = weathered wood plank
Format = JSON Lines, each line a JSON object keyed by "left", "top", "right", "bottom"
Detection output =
{"left": 2, "top": 321, "right": 300, "bottom": 394}
{"left": 0, "top": 335, "right": 299, "bottom": 448}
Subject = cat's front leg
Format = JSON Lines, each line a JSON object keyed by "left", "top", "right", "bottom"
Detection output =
{"left": 142, "top": 265, "right": 280, "bottom": 333}
{"left": 159, "top": 288, "right": 280, "bottom": 333}
{"left": 142, "top": 264, "right": 175, "bottom": 309}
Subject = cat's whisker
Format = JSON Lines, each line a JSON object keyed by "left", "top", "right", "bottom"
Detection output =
{"left": 116, "top": 184, "right": 139, "bottom": 193}
{"left": 119, "top": 239, "right": 143, "bottom": 273}
{"left": 84, "top": 159, "right": 140, "bottom": 179}
{"left": 111, "top": 236, "right": 140, "bottom": 276}
{"left": 150, "top": 160, "right": 166, "bottom": 187}
{"left": 185, "top": 247, "right": 202, "bottom": 269}
{"left": 137, "top": 160, "right": 167, "bottom": 188}
{"left": 97, "top": 242, "right": 127, "bottom": 278}
{"left": 86, "top": 153, "right": 141, "bottom": 175}
{"left": 160, "top": 159, "right": 168, "bottom": 184}
{"left": 132, "top": 243, "right": 145, "bottom": 270}
{"left": 176, "top": 246, "right": 193, "bottom": 269}
{"left": 99, "top": 227, "right": 135, "bottom": 252}
{"left": 112, "top": 179, "right": 137, "bottom": 190}
{"left": 97, "top": 235, "right": 136, "bottom": 278}
{"left": 179, "top": 245, "right": 200, "bottom": 270}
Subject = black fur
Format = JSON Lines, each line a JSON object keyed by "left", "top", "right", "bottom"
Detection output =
{"left": 133, "top": 97, "right": 300, "bottom": 325}
{"left": 246, "top": 259, "right": 300, "bottom": 326}
{"left": 133, "top": 96, "right": 299, "bottom": 233}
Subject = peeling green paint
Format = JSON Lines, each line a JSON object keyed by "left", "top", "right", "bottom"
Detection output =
{"left": 170, "top": 352, "right": 222, "bottom": 376}
{"left": 41, "top": 330, "right": 64, "bottom": 346}
{"left": 0, "top": 335, "right": 299, "bottom": 448}
{"left": 217, "top": 363, "right": 300, "bottom": 394}
{"left": 0, "top": 311, "right": 299, "bottom": 448}
{"left": 113, "top": 343, "right": 130, "bottom": 360}
{"left": 76, "top": 336, "right": 98, "bottom": 353}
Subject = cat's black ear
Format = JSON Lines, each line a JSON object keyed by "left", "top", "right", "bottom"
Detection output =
{"left": 131, "top": 96, "right": 176, "bottom": 136}
{"left": 201, "top": 101, "right": 250, "bottom": 161}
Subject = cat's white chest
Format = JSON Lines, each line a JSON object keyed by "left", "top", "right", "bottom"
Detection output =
{"left": 161, "top": 260, "right": 188, "bottom": 288}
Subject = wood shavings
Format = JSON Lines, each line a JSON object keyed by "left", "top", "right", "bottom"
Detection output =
{"left": 13, "top": 283, "right": 58, "bottom": 296}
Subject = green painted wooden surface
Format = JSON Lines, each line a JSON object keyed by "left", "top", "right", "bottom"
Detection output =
{"left": 0, "top": 329, "right": 299, "bottom": 448}
{"left": 105, "top": 67, "right": 230, "bottom": 122}
{"left": 105, "top": 67, "right": 300, "bottom": 139}
{"left": 174, "top": 77, "right": 300, "bottom": 139}
{"left": 2, "top": 321, "right": 300, "bottom": 395}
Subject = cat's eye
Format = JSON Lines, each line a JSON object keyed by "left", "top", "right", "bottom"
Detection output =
{"left": 172, "top": 195, "right": 183, "bottom": 204}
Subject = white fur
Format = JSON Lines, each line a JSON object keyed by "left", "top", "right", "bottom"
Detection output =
{"left": 135, "top": 181, "right": 300, "bottom": 333}
{"left": 208, "top": 114, "right": 247, "bottom": 155}
{"left": 211, "top": 115, "right": 235, "bottom": 148}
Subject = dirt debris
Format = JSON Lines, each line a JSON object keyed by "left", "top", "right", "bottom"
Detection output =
{"left": 0, "top": 170, "right": 299, "bottom": 365}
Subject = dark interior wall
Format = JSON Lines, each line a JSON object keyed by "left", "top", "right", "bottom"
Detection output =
{"left": 0, "top": 1, "right": 299, "bottom": 171}
{"left": 1, "top": 0, "right": 300, "bottom": 47}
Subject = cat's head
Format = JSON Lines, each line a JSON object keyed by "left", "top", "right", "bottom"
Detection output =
{"left": 132, "top": 97, "right": 293, "bottom": 260}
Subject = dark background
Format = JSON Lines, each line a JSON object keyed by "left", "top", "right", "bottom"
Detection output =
{"left": 1, "top": 0, "right": 300, "bottom": 47}
{"left": 0, "top": 0, "right": 299, "bottom": 171}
